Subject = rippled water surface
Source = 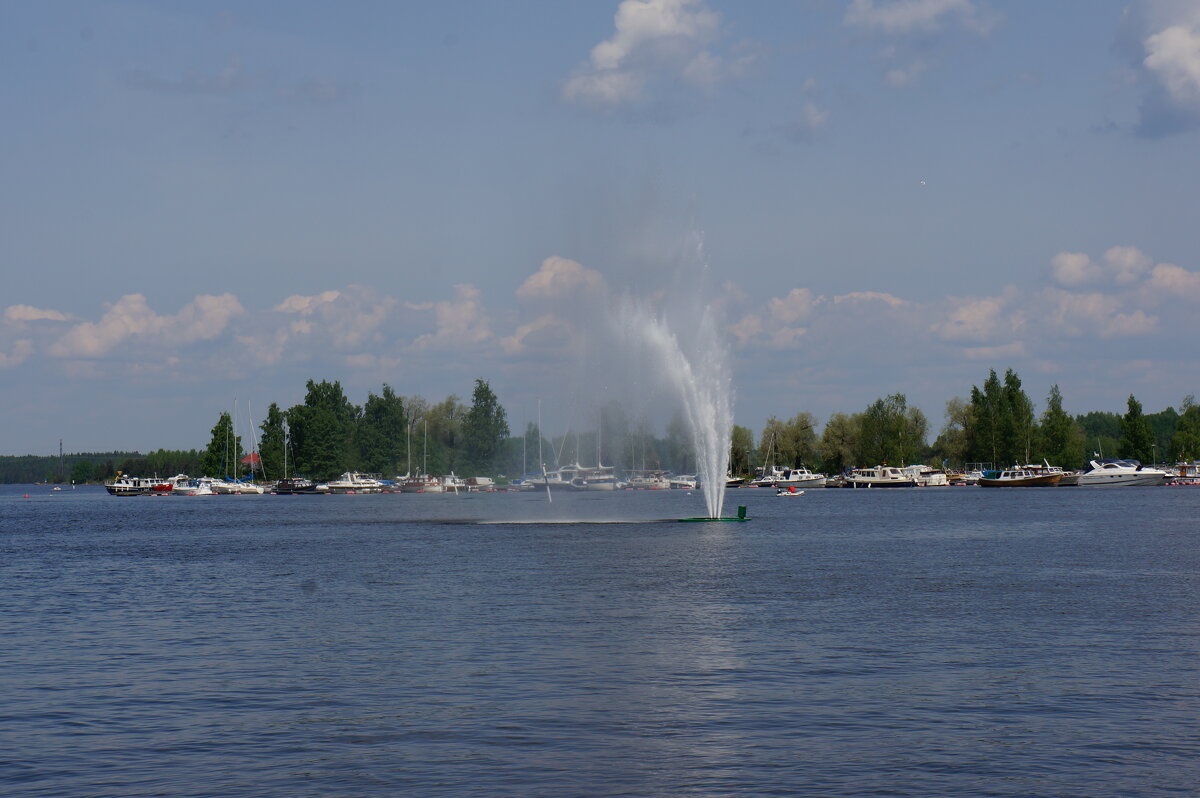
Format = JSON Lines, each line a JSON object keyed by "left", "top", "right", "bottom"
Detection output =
{"left": 2, "top": 485, "right": 1199, "bottom": 796}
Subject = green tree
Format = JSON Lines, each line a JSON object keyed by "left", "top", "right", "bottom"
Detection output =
{"left": 1119, "top": 394, "right": 1156, "bottom": 462}
{"left": 931, "top": 397, "right": 973, "bottom": 467}
{"left": 966, "top": 370, "right": 1003, "bottom": 466}
{"left": 357, "top": 385, "right": 408, "bottom": 476}
{"left": 1037, "top": 385, "right": 1085, "bottom": 469}
{"left": 819, "top": 412, "right": 860, "bottom": 474}
{"left": 855, "top": 394, "right": 926, "bottom": 466}
{"left": 1076, "top": 410, "right": 1122, "bottom": 459}
{"left": 1003, "top": 369, "right": 1035, "bottom": 464}
{"left": 966, "top": 368, "right": 1034, "bottom": 466}
{"left": 461, "top": 379, "right": 509, "bottom": 476}
{"left": 1145, "top": 406, "right": 1178, "bottom": 463}
{"left": 70, "top": 459, "right": 95, "bottom": 483}
{"left": 729, "top": 425, "right": 754, "bottom": 475}
{"left": 425, "top": 394, "right": 467, "bottom": 475}
{"left": 288, "top": 379, "right": 359, "bottom": 480}
{"left": 1172, "top": 395, "right": 1200, "bottom": 462}
{"left": 201, "top": 412, "right": 242, "bottom": 477}
{"left": 761, "top": 413, "right": 819, "bottom": 468}
{"left": 258, "top": 403, "right": 286, "bottom": 480}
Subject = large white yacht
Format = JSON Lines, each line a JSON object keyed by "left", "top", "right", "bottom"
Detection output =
{"left": 1076, "top": 459, "right": 1168, "bottom": 487}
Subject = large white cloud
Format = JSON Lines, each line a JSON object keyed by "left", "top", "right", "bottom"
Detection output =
{"left": 517, "top": 256, "right": 605, "bottom": 300}
{"left": 50, "top": 293, "right": 244, "bottom": 358}
{"left": 930, "top": 289, "right": 1022, "bottom": 343}
{"left": 562, "top": 0, "right": 741, "bottom": 108}
{"left": 1050, "top": 246, "right": 1153, "bottom": 287}
{"left": 1144, "top": 23, "right": 1200, "bottom": 109}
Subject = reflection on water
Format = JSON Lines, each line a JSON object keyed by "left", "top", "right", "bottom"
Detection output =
{"left": 2, "top": 485, "right": 1199, "bottom": 795}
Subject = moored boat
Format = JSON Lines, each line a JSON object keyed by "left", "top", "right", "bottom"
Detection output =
{"left": 400, "top": 474, "right": 444, "bottom": 493}
{"left": 321, "top": 472, "right": 384, "bottom": 494}
{"left": 1076, "top": 459, "right": 1168, "bottom": 487}
{"left": 105, "top": 474, "right": 158, "bottom": 496}
{"left": 845, "top": 466, "right": 918, "bottom": 488}
{"left": 273, "top": 477, "right": 319, "bottom": 494}
{"left": 978, "top": 466, "right": 1062, "bottom": 487}
{"left": 775, "top": 467, "right": 827, "bottom": 489}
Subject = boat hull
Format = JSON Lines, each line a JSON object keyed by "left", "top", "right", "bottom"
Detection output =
{"left": 1077, "top": 473, "right": 1167, "bottom": 487}
{"left": 978, "top": 474, "right": 1062, "bottom": 487}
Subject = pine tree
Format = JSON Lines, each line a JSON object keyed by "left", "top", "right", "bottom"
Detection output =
{"left": 461, "top": 379, "right": 509, "bottom": 476}
{"left": 258, "top": 403, "right": 286, "bottom": 480}
{"left": 201, "top": 412, "right": 242, "bottom": 478}
{"left": 1119, "top": 394, "right": 1156, "bottom": 463}
{"left": 1037, "top": 385, "right": 1084, "bottom": 469}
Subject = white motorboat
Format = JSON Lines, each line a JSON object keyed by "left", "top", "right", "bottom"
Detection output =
{"left": 321, "top": 472, "right": 384, "bottom": 494}
{"left": 844, "top": 466, "right": 918, "bottom": 488}
{"left": 571, "top": 465, "right": 618, "bottom": 491}
{"left": 104, "top": 474, "right": 158, "bottom": 496}
{"left": 627, "top": 471, "right": 671, "bottom": 490}
{"left": 170, "top": 475, "right": 216, "bottom": 496}
{"left": 441, "top": 473, "right": 467, "bottom": 492}
{"left": 669, "top": 474, "right": 698, "bottom": 490}
{"left": 1076, "top": 459, "right": 1168, "bottom": 487}
{"left": 901, "top": 464, "right": 950, "bottom": 486}
{"left": 750, "top": 465, "right": 787, "bottom": 487}
{"left": 775, "top": 486, "right": 805, "bottom": 496}
{"left": 774, "top": 467, "right": 827, "bottom": 489}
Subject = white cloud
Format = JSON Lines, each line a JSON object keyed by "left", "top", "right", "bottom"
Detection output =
{"left": 1103, "top": 245, "right": 1153, "bottom": 284}
{"left": 1039, "top": 288, "right": 1159, "bottom": 338}
{"left": 1144, "top": 23, "right": 1200, "bottom": 109}
{"left": 49, "top": 293, "right": 244, "bottom": 358}
{"left": 517, "top": 256, "right": 605, "bottom": 300}
{"left": 832, "top": 290, "right": 909, "bottom": 307}
{"left": 767, "top": 288, "right": 817, "bottom": 324}
{"left": 845, "top": 0, "right": 997, "bottom": 36}
{"left": 5, "top": 305, "right": 70, "bottom": 323}
{"left": 1146, "top": 261, "right": 1200, "bottom": 300}
{"left": 412, "top": 284, "right": 491, "bottom": 350}
{"left": 1050, "top": 251, "right": 1102, "bottom": 286}
{"left": 275, "top": 290, "right": 341, "bottom": 314}
{"left": 728, "top": 312, "right": 764, "bottom": 347}
{"left": 562, "top": 0, "right": 732, "bottom": 108}
{"left": 930, "top": 290, "right": 1021, "bottom": 343}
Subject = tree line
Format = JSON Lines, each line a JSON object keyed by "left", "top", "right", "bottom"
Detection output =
{"left": 735, "top": 368, "right": 1199, "bottom": 474}
{"left": 7, "top": 367, "right": 1198, "bottom": 483}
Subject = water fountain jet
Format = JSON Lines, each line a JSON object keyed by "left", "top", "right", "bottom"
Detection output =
{"left": 616, "top": 298, "right": 743, "bottom": 521}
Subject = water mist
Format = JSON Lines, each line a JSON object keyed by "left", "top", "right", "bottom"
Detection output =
{"left": 617, "top": 299, "right": 733, "bottom": 519}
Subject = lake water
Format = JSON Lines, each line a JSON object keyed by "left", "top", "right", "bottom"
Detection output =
{"left": 2, "top": 485, "right": 1198, "bottom": 796}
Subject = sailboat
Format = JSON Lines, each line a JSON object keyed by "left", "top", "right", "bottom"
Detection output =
{"left": 401, "top": 420, "right": 444, "bottom": 492}
{"left": 273, "top": 423, "right": 318, "bottom": 494}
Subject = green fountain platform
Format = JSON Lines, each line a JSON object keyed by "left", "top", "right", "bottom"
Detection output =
{"left": 679, "top": 506, "right": 749, "bottom": 522}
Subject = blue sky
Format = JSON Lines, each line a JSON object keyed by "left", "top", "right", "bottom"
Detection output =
{"left": 3, "top": 0, "right": 1200, "bottom": 454}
